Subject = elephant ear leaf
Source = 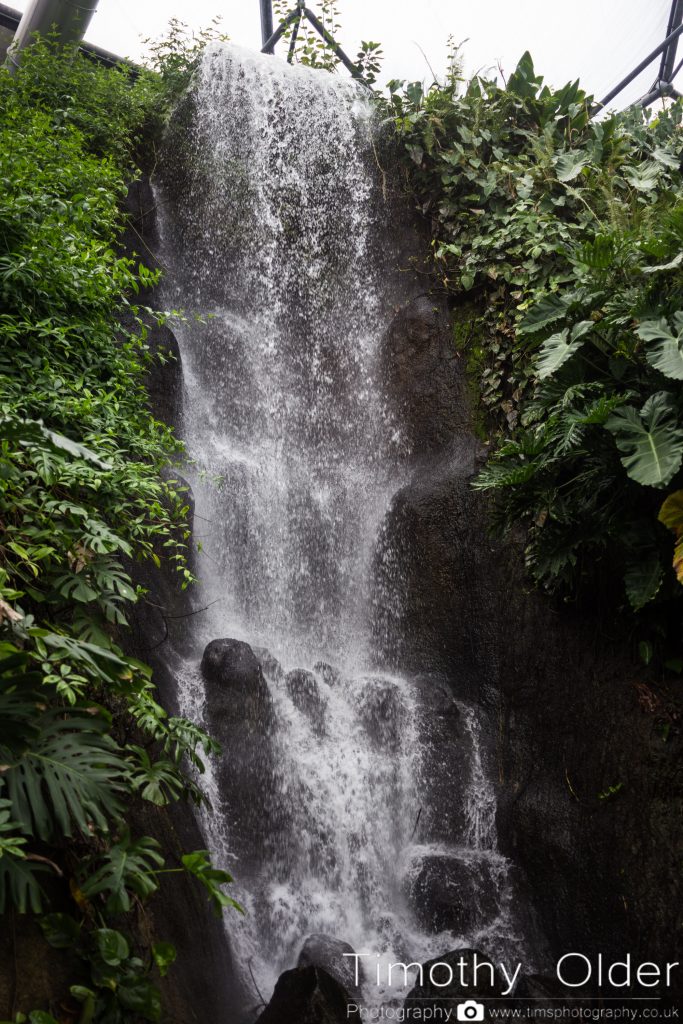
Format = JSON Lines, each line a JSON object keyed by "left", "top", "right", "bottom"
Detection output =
{"left": 605, "top": 391, "right": 683, "bottom": 488}
{"left": 554, "top": 149, "right": 590, "bottom": 182}
{"left": 536, "top": 321, "right": 592, "bottom": 379}
{"left": 637, "top": 312, "right": 683, "bottom": 380}
{"left": 624, "top": 551, "right": 663, "bottom": 610}
{"left": 658, "top": 489, "right": 683, "bottom": 584}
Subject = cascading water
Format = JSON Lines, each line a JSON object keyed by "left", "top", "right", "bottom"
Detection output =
{"left": 156, "top": 43, "right": 532, "bottom": 1015}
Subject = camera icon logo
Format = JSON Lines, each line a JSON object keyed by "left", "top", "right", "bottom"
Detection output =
{"left": 457, "top": 1000, "right": 485, "bottom": 1021}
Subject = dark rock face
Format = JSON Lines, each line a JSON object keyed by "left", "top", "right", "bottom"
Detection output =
{"left": 145, "top": 322, "right": 184, "bottom": 432}
{"left": 374, "top": 442, "right": 682, "bottom": 998}
{"left": 296, "top": 934, "right": 359, "bottom": 992}
{"left": 404, "top": 948, "right": 504, "bottom": 1015}
{"left": 372, "top": 457, "right": 499, "bottom": 699}
{"left": 381, "top": 294, "right": 467, "bottom": 454}
{"left": 120, "top": 177, "right": 161, "bottom": 284}
{"left": 409, "top": 676, "right": 476, "bottom": 846}
{"left": 286, "top": 668, "right": 326, "bottom": 735}
{"left": 255, "top": 966, "right": 361, "bottom": 1024}
{"left": 405, "top": 853, "right": 499, "bottom": 934}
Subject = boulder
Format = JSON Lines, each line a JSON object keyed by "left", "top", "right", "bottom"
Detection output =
{"left": 201, "top": 638, "right": 272, "bottom": 727}
{"left": 314, "top": 661, "right": 343, "bottom": 687}
{"left": 254, "top": 646, "right": 286, "bottom": 684}
{"left": 255, "top": 965, "right": 361, "bottom": 1023}
{"left": 405, "top": 853, "right": 499, "bottom": 934}
{"left": 286, "top": 668, "right": 326, "bottom": 735}
{"left": 296, "top": 934, "right": 359, "bottom": 993}
{"left": 404, "top": 948, "right": 505, "bottom": 1016}
{"left": 357, "top": 676, "right": 406, "bottom": 751}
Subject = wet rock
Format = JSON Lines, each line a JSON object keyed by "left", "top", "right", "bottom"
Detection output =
{"left": 357, "top": 677, "right": 406, "bottom": 751}
{"left": 405, "top": 853, "right": 499, "bottom": 934}
{"left": 404, "top": 949, "right": 505, "bottom": 1015}
{"left": 409, "top": 677, "right": 475, "bottom": 845}
{"left": 286, "top": 669, "right": 326, "bottom": 735}
{"left": 254, "top": 646, "right": 286, "bottom": 684}
{"left": 381, "top": 294, "right": 465, "bottom": 454}
{"left": 255, "top": 965, "right": 361, "bottom": 1023}
{"left": 201, "top": 638, "right": 272, "bottom": 726}
{"left": 314, "top": 661, "right": 343, "bottom": 687}
{"left": 296, "top": 934, "right": 359, "bottom": 992}
{"left": 145, "top": 322, "right": 183, "bottom": 431}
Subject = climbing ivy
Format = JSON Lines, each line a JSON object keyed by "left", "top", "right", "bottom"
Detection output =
{"left": 387, "top": 51, "right": 683, "bottom": 662}
{"left": 0, "top": 35, "right": 240, "bottom": 1022}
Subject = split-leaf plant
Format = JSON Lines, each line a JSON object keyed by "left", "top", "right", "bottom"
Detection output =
{"left": 387, "top": 50, "right": 683, "bottom": 666}
{"left": 0, "top": 34, "right": 240, "bottom": 1023}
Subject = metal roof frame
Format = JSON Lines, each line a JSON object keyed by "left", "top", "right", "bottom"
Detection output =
{"left": 594, "top": 0, "right": 683, "bottom": 113}
{"left": 259, "top": 0, "right": 364, "bottom": 81}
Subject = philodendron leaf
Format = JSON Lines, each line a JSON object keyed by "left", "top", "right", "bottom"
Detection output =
{"left": 555, "top": 149, "right": 590, "bottom": 182}
{"left": 637, "top": 312, "right": 683, "bottom": 380}
{"left": 624, "top": 552, "right": 663, "bottom": 610}
{"left": 658, "top": 489, "right": 683, "bottom": 584}
{"left": 518, "top": 292, "right": 571, "bottom": 335}
{"left": 536, "top": 321, "right": 592, "bottom": 379}
{"left": 606, "top": 391, "right": 683, "bottom": 488}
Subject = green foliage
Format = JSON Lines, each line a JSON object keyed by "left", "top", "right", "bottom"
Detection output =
{"left": 181, "top": 850, "right": 244, "bottom": 916}
{"left": 0, "top": 32, "right": 240, "bottom": 1019}
{"left": 388, "top": 49, "right": 683, "bottom": 657}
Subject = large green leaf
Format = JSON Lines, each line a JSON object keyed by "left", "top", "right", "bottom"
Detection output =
{"left": 2, "top": 710, "right": 129, "bottom": 840}
{"left": 181, "top": 850, "right": 243, "bottom": 917}
{"left": 0, "top": 852, "right": 47, "bottom": 912}
{"left": 0, "top": 417, "right": 112, "bottom": 470}
{"left": 117, "top": 977, "right": 161, "bottom": 1021}
{"left": 536, "top": 321, "right": 592, "bottom": 379}
{"left": 606, "top": 391, "right": 683, "bottom": 488}
{"left": 624, "top": 552, "right": 663, "bottom": 610}
{"left": 623, "top": 160, "right": 661, "bottom": 191}
{"left": 555, "top": 149, "right": 590, "bottom": 182}
{"left": 80, "top": 830, "right": 163, "bottom": 913}
{"left": 658, "top": 489, "right": 683, "bottom": 584}
{"left": 637, "top": 312, "right": 683, "bottom": 380}
{"left": 518, "top": 292, "right": 572, "bottom": 335}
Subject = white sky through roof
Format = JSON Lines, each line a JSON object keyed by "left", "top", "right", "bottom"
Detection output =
{"left": 8, "top": 0, "right": 679, "bottom": 108}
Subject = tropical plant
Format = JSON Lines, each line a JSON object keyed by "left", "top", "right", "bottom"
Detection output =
{"left": 387, "top": 49, "right": 683, "bottom": 662}
{"left": 0, "top": 32, "right": 240, "bottom": 1020}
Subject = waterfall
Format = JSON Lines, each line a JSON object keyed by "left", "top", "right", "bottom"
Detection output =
{"left": 156, "top": 43, "right": 531, "bottom": 1014}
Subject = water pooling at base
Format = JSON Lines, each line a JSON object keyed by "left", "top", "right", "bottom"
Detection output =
{"left": 157, "top": 43, "right": 532, "bottom": 1010}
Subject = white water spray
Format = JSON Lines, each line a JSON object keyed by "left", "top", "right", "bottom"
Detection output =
{"left": 156, "top": 43, "right": 530, "bottom": 1012}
